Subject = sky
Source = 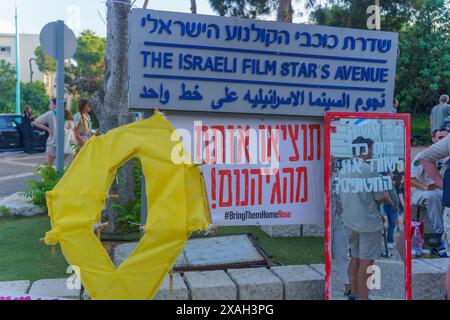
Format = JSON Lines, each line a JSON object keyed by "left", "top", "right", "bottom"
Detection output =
{"left": 0, "top": 0, "right": 312, "bottom": 37}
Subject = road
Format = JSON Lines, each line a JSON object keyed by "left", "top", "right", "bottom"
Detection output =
{"left": 0, "top": 152, "right": 46, "bottom": 198}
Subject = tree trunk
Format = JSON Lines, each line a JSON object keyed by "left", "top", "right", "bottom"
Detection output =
{"left": 277, "top": 0, "right": 293, "bottom": 22}
{"left": 190, "top": 0, "right": 197, "bottom": 14}
{"left": 91, "top": 0, "right": 135, "bottom": 232}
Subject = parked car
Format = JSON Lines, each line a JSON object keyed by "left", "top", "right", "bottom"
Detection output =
{"left": 0, "top": 114, "right": 48, "bottom": 152}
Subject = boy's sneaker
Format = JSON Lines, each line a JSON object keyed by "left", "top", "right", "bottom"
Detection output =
{"left": 387, "top": 242, "right": 395, "bottom": 250}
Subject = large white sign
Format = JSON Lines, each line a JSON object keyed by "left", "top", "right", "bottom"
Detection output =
{"left": 129, "top": 9, "right": 398, "bottom": 116}
{"left": 167, "top": 113, "right": 324, "bottom": 226}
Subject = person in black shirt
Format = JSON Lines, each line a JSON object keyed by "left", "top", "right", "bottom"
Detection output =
{"left": 20, "top": 105, "right": 35, "bottom": 154}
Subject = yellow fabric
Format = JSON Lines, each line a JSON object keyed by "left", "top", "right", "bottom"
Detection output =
{"left": 44, "top": 112, "right": 211, "bottom": 300}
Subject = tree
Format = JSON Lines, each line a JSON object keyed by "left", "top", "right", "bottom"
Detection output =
{"left": 66, "top": 30, "right": 106, "bottom": 97}
{"left": 278, "top": 0, "right": 293, "bottom": 22}
{"left": 0, "top": 60, "right": 16, "bottom": 113}
{"left": 20, "top": 81, "right": 50, "bottom": 115}
{"left": 395, "top": 0, "right": 450, "bottom": 114}
{"left": 90, "top": 0, "right": 135, "bottom": 232}
{"left": 209, "top": 0, "right": 278, "bottom": 18}
{"left": 34, "top": 46, "right": 56, "bottom": 73}
{"left": 310, "top": 0, "right": 424, "bottom": 32}
{"left": 0, "top": 60, "right": 49, "bottom": 115}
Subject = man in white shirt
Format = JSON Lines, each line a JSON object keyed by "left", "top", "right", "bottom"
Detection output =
{"left": 32, "top": 99, "right": 57, "bottom": 166}
{"left": 412, "top": 128, "right": 449, "bottom": 246}
{"left": 418, "top": 130, "right": 450, "bottom": 299}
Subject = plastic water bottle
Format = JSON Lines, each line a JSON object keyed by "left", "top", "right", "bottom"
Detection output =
{"left": 412, "top": 226, "right": 424, "bottom": 257}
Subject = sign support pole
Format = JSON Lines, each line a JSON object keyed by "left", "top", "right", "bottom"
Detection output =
{"left": 14, "top": 0, "right": 20, "bottom": 115}
{"left": 55, "top": 20, "right": 65, "bottom": 174}
{"left": 140, "top": 110, "right": 152, "bottom": 237}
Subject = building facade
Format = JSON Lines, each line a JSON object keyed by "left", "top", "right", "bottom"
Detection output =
{"left": 0, "top": 33, "right": 55, "bottom": 97}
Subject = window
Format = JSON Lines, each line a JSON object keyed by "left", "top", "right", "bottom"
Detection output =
{"left": 0, "top": 46, "right": 11, "bottom": 57}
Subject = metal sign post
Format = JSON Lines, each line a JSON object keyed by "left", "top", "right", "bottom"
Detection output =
{"left": 39, "top": 21, "right": 76, "bottom": 174}
{"left": 55, "top": 20, "right": 65, "bottom": 173}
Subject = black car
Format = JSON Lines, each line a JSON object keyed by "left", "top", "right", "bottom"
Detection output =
{"left": 0, "top": 114, "right": 48, "bottom": 152}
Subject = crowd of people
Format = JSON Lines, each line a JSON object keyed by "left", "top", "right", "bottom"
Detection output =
{"left": 19, "top": 98, "right": 94, "bottom": 166}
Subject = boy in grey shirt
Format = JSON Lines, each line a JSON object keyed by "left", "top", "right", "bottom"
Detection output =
{"left": 337, "top": 136, "right": 384, "bottom": 300}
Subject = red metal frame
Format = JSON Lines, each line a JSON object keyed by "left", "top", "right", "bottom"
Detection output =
{"left": 324, "top": 111, "right": 412, "bottom": 300}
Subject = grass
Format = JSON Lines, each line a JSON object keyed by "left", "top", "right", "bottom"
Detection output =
{"left": 0, "top": 215, "right": 69, "bottom": 281}
{"left": 0, "top": 216, "right": 324, "bottom": 281}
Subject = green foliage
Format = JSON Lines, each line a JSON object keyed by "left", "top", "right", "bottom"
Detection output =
{"left": 310, "top": 0, "right": 424, "bottom": 31}
{"left": 411, "top": 114, "right": 432, "bottom": 145}
{"left": 0, "top": 205, "right": 9, "bottom": 216}
{"left": 20, "top": 81, "right": 50, "bottom": 115}
{"left": 0, "top": 60, "right": 16, "bottom": 113}
{"left": 396, "top": 0, "right": 450, "bottom": 115}
{"left": 66, "top": 30, "right": 106, "bottom": 96}
{"left": 21, "top": 165, "right": 64, "bottom": 208}
{"left": 111, "top": 201, "right": 141, "bottom": 232}
{"left": 0, "top": 60, "right": 49, "bottom": 115}
{"left": 111, "top": 158, "right": 143, "bottom": 232}
{"left": 209, "top": 0, "right": 278, "bottom": 18}
{"left": 34, "top": 46, "right": 56, "bottom": 73}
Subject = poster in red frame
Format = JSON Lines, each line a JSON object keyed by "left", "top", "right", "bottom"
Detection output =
{"left": 324, "top": 112, "right": 411, "bottom": 300}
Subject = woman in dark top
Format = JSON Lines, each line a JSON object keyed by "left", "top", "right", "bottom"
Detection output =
{"left": 20, "top": 105, "right": 35, "bottom": 154}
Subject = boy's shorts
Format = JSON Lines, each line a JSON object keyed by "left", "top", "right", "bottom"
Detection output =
{"left": 46, "top": 144, "right": 56, "bottom": 157}
{"left": 344, "top": 226, "right": 382, "bottom": 260}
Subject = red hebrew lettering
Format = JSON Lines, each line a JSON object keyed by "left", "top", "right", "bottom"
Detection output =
{"left": 270, "top": 169, "right": 282, "bottom": 205}
{"left": 295, "top": 167, "right": 308, "bottom": 203}
{"left": 236, "top": 125, "right": 251, "bottom": 164}
{"left": 202, "top": 126, "right": 212, "bottom": 164}
{"left": 219, "top": 169, "right": 233, "bottom": 207}
{"left": 241, "top": 168, "right": 249, "bottom": 206}
{"left": 250, "top": 169, "right": 263, "bottom": 205}
{"left": 288, "top": 124, "right": 300, "bottom": 162}
{"left": 259, "top": 124, "right": 268, "bottom": 164}
{"left": 309, "top": 124, "right": 321, "bottom": 160}
{"left": 301, "top": 124, "right": 308, "bottom": 161}
{"left": 282, "top": 167, "right": 295, "bottom": 203}
{"left": 227, "top": 125, "right": 235, "bottom": 164}
{"left": 233, "top": 169, "right": 241, "bottom": 206}
{"left": 211, "top": 125, "right": 226, "bottom": 164}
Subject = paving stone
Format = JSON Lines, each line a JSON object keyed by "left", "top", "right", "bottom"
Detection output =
{"left": 309, "top": 264, "right": 325, "bottom": 275}
{"left": 371, "top": 259, "right": 405, "bottom": 299}
{"left": 412, "top": 259, "right": 446, "bottom": 300}
{"left": 260, "top": 225, "right": 301, "bottom": 237}
{"left": 0, "top": 280, "right": 30, "bottom": 296}
{"left": 184, "top": 235, "right": 264, "bottom": 267}
{"left": 270, "top": 265, "right": 324, "bottom": 300}
{"left": 420, "top": 258, "right": 450, "bottom": 272}
{"left": 113, "top": 242, "right": 187, "bottom": 268}
{"left": 28, "top": 278, "right": 80, "bottom": 299}
{"left": 0, "top": 192, "right": 45, "bottom": 217}
{"left": 184, "top": 270, "right": 237, "bottom": 300}
{"left": 154, "top": 273, "right": 189, "bottom": 300}
{"left": 227, "top": 268, "right": 283, "bottom": 300}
